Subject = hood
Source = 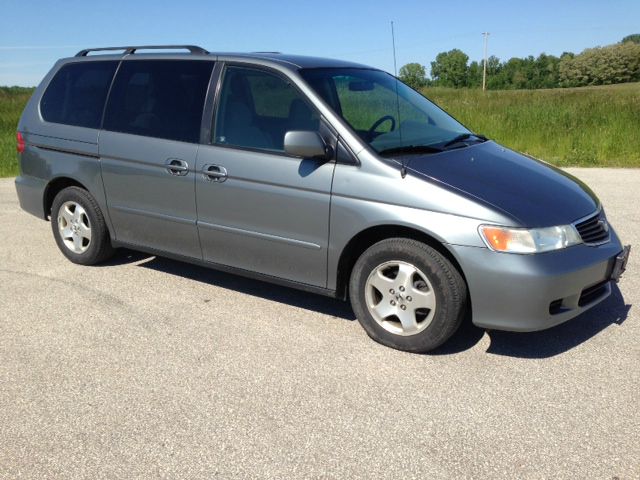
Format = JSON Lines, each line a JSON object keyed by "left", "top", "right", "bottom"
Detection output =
{"left": 405, "top": 141, "right": 599, "bottom": 227}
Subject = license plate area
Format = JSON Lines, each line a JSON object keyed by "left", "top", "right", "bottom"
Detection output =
{"left": 610, "top": 245, "right": 631, "bottom": 283}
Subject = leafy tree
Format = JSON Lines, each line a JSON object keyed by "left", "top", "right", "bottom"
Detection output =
{"left": 480, "top": 55, "right": 504, "bottom": 88}
{"left": 467, "top": 61, "right": 482, "bottom": 88}
{"left": 532, "top": 53, "right": 561, "bottom": 88}
{"left": 419, "top": 37, "right": 639, "bottom": 90}
{"left": 430, "top": 49, "right": 469, "bottom": 87}
{"left": 398, "top": 63, "right": 427, "bottom": 89}
{"left": 486, "top": 55, "right": 502, "bottom": 75}
{"left": 560, "top": 42, "right": 640, "bottom": 86}
{"left": 621, "top": 34, "right": 640, "bottom": 44}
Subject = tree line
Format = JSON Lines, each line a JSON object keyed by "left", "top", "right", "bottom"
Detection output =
{"left": 399, "top": 34, "right": 640, "bottom": 90}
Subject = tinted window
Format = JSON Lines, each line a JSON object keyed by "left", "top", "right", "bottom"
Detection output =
{"left": 104, "top": 60, "right": 214, "bottom": 143}
{"left": 40, "top": 61, "right": 118, "bottom": 128}
{"left": 214, "top": 67, "right": 319, "bottom": 152}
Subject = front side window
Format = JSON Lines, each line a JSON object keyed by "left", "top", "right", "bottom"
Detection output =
{"left": 103, "top": 60, "right": 214, "bottom": 143}
{"left": 300, "top": 68, "right": 476, "bottom": 156}
{"left": 214, "top": 66, "right": 319, "bottom": 152}
{"left": 40, "top": 61, "right": 118, "bottom": 129}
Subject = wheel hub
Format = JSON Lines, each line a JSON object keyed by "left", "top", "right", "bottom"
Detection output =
{"left": 364, "top": 260, "right": 437, "bottom": 336}
{"left": 57, "top": 201, "right": 92, "bottom": 254}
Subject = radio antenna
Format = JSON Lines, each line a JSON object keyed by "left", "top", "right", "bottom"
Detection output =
{"left": 391, "top": 21, "right": 398, "bottom": 76}
{"left": 391, "top": 21, "right": 406, "bottom": 177}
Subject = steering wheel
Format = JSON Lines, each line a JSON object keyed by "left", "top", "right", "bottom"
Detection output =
{"left": 368, "top": 115, "right": 396, "bottom": 137}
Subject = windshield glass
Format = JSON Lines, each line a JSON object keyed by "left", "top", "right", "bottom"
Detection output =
{"left": 300, "top": 68, "right": 471, "bottom": 154}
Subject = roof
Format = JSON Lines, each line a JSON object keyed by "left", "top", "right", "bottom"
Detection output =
{"left": 72, "top": 45, "right": 374, "bottom": 71}
{"left": 216, "top": 52, "right": 372, "bottom": 70}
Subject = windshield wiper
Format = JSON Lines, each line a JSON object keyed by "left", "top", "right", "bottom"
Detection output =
{"left": 441, "top": 133, "right": 488, "bottom": 150}
{"left": 378, "top": 145, "right": 443, "bottom": 157}
{"left": 378, "top": 134, "right": 488, "bottom": 158}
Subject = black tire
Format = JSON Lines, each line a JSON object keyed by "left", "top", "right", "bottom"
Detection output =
{"left": 349, "top": 238, "right": 467, "bottom": 353}
{"left": 51, "top": 186, "right": 115, "bottom": 265}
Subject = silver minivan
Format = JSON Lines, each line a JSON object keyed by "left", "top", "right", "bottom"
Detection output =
{"left": 15, "top": 45, "right": 630, "bottom": 352}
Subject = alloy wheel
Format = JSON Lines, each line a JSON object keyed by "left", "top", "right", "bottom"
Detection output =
{"left": 364, "top": 260, "right": 437, "bottom": 336}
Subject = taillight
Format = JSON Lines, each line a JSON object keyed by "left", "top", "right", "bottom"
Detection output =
{"left": 16, "top": 132, "right": 25, "bottom": 153}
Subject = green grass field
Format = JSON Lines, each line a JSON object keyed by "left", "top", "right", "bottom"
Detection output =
{"left": 0, "top": 87, "right": 34, "bottom": 177}
{"left": 1, "top": 82, "right": 639, "bottom": 177}
{"left": 422, "top": 82, "right": 640, "bottom": 167}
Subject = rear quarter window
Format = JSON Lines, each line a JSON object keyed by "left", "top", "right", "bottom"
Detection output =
{"left": 40, "top": 61, "right": 118, "bottom": 129}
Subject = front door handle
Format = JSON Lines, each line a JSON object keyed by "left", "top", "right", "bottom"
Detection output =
{"left": 202, "top": 164, "right": 228, "bottom": 183}
{"left": 165, "top": 158, "right": 189, "bottom": 176}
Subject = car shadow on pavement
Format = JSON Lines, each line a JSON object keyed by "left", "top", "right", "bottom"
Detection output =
{"left": 106, "top": 250, "right": 356, "bottom": 321}
{"left": 100, "top": 249, "right": 153, "bottom": 266}
{"left": 430, "top": 312, "right": 487, "bottom": 356}
{"left": 484, "top": 284, "right": 630, "bottom": 359}
{"left": 425, "top": 284, "right": 630, "bottom": 358}
{"left": 103, "top": 250, "right": 630, "bottom": 358}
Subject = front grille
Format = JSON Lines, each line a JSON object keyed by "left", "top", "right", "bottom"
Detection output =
{"left": 574, "top": 211, "right": 610, "bottom": 245}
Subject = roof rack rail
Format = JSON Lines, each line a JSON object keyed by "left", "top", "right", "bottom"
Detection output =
{"left": 75, "top": 45, "right": 209, "bottom": 57}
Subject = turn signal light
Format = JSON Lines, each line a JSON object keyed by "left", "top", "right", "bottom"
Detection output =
{"left": 481, "top": 226, "right": 515, "bottom": 251}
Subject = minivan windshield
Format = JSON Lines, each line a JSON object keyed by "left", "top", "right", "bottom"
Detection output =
{"left": 300, "top": 68, "right": 480, "bottom": 156}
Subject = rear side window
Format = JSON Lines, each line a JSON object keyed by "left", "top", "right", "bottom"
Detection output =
{"left": 103, "top": 60, "right": 214, "bottom": 143}
{"left": 40, "top": 61, "right": 118, "bottom": 129}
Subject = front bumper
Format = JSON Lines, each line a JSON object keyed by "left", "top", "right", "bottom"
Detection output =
{"left": 450, "top": 228, "right": 626, "bottom": 331}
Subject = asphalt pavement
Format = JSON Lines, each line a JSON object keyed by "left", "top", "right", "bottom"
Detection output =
{"left": 0, "top": 168, "right": 638, "bottom": 479}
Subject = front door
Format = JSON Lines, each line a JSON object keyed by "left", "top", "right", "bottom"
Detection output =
{"left": 195, "top": 65, "right": 335, "bottom": 287}
{"left": 99, "top": 59, "right": 214, "bottom": 257}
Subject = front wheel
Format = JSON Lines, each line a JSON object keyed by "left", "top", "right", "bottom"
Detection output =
{"left": 349, "top": 238, "right": 467, "bottom": 353}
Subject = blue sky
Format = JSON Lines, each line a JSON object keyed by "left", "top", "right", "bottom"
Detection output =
{"left": 0, "top": 0, "right": 638, "bottom": 86}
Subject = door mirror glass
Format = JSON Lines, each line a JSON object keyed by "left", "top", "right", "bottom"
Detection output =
{"left": 284, "top": 131, "right": 327, "bottom": 159}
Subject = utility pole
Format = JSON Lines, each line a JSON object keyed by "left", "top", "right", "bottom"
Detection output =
{"left": 482, "top": 32, "right": 490, "bottom": 91}
{"left": 391, "top": 21, "right": 398, "bottom": 76}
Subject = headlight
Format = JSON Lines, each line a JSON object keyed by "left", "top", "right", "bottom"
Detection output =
{"left": 478, "top": 224, "right": 582, "bottom": 253}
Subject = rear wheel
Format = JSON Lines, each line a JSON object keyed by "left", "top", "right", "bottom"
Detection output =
{"left": 51, "top": 186, "right": 115, "bottom": 265}
{"left": 349, "top": 238, "right": 467, "bottom": 353}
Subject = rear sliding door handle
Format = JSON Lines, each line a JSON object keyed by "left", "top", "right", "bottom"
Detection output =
{"left": 202, "top": 164, "right": 228, "bottom": 182}
{"left": 165, "top": 158, "right": 189, "bottom": 176}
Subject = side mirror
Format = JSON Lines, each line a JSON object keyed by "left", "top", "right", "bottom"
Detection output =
{"left": 284, "top": 131, "right": 328, "bottom": 159}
